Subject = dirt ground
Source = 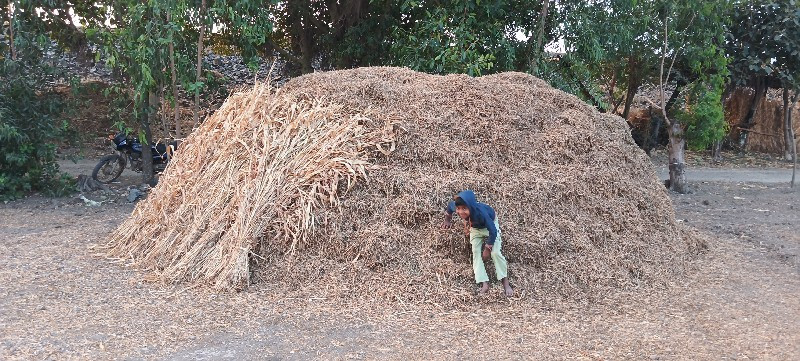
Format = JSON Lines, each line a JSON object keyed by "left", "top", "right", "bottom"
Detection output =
{"left": 649, "top": 147, "right": 796, "bottom": 169}
{"left": 1, "top": 157, "right": 798, "bottom": 360}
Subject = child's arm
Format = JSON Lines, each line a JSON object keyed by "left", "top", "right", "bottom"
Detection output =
{"left": 484, "top": 215, "right": 498, "bottom": 247}
{"left": 441, "top": 201, "right": 456, "bottom": 229}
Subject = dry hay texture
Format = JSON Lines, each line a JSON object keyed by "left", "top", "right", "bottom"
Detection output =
{"left": 106, "top": 67, "right": 702, "bottom": 305}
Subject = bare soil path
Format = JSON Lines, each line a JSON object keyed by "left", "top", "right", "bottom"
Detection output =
{"left": 656, "top": 166, "right": 795, "bottom": 184}
{"left": 0, "top": 160, "right": 797, "bottom": 360}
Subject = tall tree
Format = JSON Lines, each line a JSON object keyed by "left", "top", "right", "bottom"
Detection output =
{"left": 529, "top": 0, "right": 551, "bottom": 74}
{"left": 193, "top": 0, "right": 206, "bottom": 128}
{"left": 389, "top": 0, "right": 547, "bottom": 76}
{"left": 655, "top": 1, "right": 730, "bottom": 193}
{"left": 558, "top": 0, "right": 729, "bottom": 192}
{"left": 559, "top": 0, "right": 661, "bottom": 120}
{"left": 784, "top": 88, "right": 798, "bottom": 186}
{"left": 6, "top": 1, "right": 16, "bottom": 60}
{"left": 769, "top": 1, "right": 800, "bottom": 161}
{"left": 167, "top": 9, "right": 180, "bottom": 139}
{"left": 266, "top": 0, "right": 374, "bottom": 74}
{"left": 725, "top": 0, "right": 798, "bottom": 152}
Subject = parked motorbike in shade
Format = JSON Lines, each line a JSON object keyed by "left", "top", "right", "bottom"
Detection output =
{"left": 92, "top": 132, "right": 177, "bottom": 183}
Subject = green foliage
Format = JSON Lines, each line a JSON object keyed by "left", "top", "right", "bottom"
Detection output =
{"left": 536, "top": 59, "right": 580, "bottom": 95}
{"left": 79, "top": 0, "right": 273, "bottom": 133}
{"left": 557, "top": 0, "right": 661, "bottom": 104}
{"left": 0, "top": 58, "right": 75, "bottom": 200}
{"left": 543, "top": 55, "right": 609, "bottom": 109}
{"left": 262, "top": 0, "right": 551, "bottom": 74}
{"left": 678, "top": 76, "right": 728, "bottom": 150}
{"left": 389, "top": 0, "right": 521, "bottom": 76}
{"left": 0, "top": 3, "right": 79, "bottom": 200}
{"left": 726, "top": 0, "right": 800, "bottom": 90}
{"left": 659, "top": 0, "right": 730, "bottom": 151}
{"left": 335, "top": 15, "right": 398, "bottom": 68}
{"left": 210, "top": 0, "right": 274, "bottom": 67}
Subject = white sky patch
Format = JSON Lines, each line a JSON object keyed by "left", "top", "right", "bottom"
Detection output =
{"left": 515, "top": 30, "right": 565, "bottom": 53}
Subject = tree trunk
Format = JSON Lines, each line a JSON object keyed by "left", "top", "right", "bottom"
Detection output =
{"left": 193, "top": 0, "right": 206, "bottom": 128}
{"left": 608, "top": 71, "right": 619, "bottom": 111}
{"left": 622, "top": 58, "right": 639, "bottom": 120}
{"left": 667, "top": 120, "right": 688, "bottom": 193}
{"left": 8, "top": 1, "right": 16, "bottom": 60}
{"left": 141, "top": 93, "right": 156, "bottom": 185}
{"left": 158, "top": 86, "right": 169, "bottom": 137}
{"left": 622, "top": 83, "right": 639, "bottom": 120}
{"left": 711, "top": 82, "right": 737, "bottom": 163}
{"left": 283, "top": 2, "right": 306, "bottom": 76}
{"left": 783, "top": 88, "right": 794, "bottom": 161}
{"left": 282, "top": 0, "right": 317, "bottom": 73}
{"left": 664, "top": 78, "right": 686, "bottom": 116}
{"left": 562, "top": 59, "right": 606, "bottom": 112}
{"left": 298, "top": 24, "right": 314, "bottom": 74}
{"left": 657, "top": 15, "right": 687, "bottom": 194}
{"left": 168, "top": 10, "right": 180, "bottom": 140}
{"left": 792, "top": 142, "right": 797, "bottom": 188}
{"left": 329, "top": 0, "right": 367, "bottom": 68}
{"left": 738, "top": 76, "right": 766, "bottom": 150}
{"left": 790, "top": 92, "right": 798, "bottom": 188}
{"left": 530, "top": 0, "right": 550, "bottom": 74}
{"left": 712, "top": 140, "right": 722, "bottom": 162}
{"left": 722, "top": 80, "right": 735, "bottom": 103}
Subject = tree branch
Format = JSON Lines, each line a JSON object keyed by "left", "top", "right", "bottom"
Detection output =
{"left": 658, "top": 12, "right": 697, "bottom": 127}
{"left": 659, "top": 14, "right": 671, "bottom": 126}
{"left": 735, "top": 126, "right": 780, "bottom": 137}
{"left": 642, "top": 96, "right": 663, "bottom": 111}
{"left": 9, "top": 2, "right": 16, "bottom": 60}
{"left": 267, "top": 37, "right": 303, "bottom": 66}
{"left": 664, "top": 14, "right": 695, "bottom": 88}
{"left": 530, "top": 0, "right": 550, "bottom": 73}
{"left": 299, "top": 0, "right": 329, "bottom": 31}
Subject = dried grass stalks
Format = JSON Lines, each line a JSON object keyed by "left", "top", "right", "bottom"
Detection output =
{"left": 105, "top": 85, "right": 394, "bottom": 288}
{"left": 106, "top": 67, "right": 702, "bottom": 304}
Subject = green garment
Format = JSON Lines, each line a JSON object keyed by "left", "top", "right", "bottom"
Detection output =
{"left": 469, "top": 219, "right": 508, "bottom": 283}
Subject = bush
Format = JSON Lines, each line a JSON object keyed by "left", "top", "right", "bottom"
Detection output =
{"left": 676, "top": 75, "right": 728, "bottom": 151}
{"left": 0, "top": 58, "right": 75, "bottom": 201}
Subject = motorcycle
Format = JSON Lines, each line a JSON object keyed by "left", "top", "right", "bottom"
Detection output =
{"left": 92, "top": 132, "right": 177, "bottom": 183}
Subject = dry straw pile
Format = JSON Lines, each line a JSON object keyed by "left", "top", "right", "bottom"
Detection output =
{"left": 106, "top": 67, "right": 702, "bottom": 305}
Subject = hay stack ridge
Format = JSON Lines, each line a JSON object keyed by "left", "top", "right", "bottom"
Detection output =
{"left": 106, "top": 67, "right": 701, "bottom": 304}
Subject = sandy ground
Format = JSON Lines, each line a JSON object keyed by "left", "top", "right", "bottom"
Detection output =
{"left": 0, "top": 160, "right": 798, "bottom": 360}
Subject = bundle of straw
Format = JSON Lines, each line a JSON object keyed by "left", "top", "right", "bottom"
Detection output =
{"left": 106, "top": 67, "right": 703, "bottom": 304}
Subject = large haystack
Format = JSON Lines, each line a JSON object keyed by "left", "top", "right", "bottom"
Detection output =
{"left": 106, "top": 67, "right": 701, "bottom": 304}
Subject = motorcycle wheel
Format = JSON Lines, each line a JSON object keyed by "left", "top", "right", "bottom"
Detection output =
{"left": 92, "top": 154, "right": 125, "bottom": 183}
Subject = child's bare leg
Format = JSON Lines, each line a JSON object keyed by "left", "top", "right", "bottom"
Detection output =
{"left": 501, "top": 277, "right": 513, "bottom": 297}
{"left": 478, "top": 281, "right": 490, "bottom": 295}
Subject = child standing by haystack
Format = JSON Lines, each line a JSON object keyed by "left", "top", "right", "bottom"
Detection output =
{"left": 442, "top": 190, "right": 514, "bottom": 297}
